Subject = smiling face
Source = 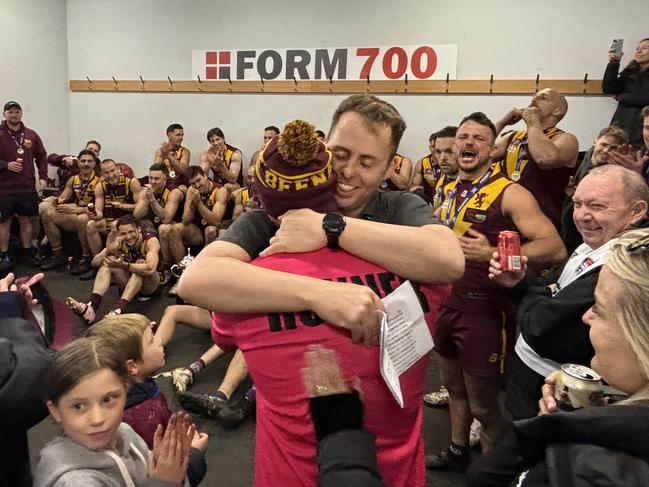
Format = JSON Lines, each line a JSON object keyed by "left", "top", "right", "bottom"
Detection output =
{"left": 148, "top": 169, "right": 167, "bottom": 193}
{"left": 572, "top": 173, "right": 643, "bottom": 249}
{"left": 583, "top": 266, "right": 646, "bottom": 394}
{"left": 209, "top": 134, "right": 225, "bottom": 152}
{"left": 328, "top": 111, "right": 393, "bottom": 217}
{"left": 47, "top": 368, "right": 126, "bottom": 451}
{"left": 85, "top": 142, "right": 101, "bottom": 157}
{"left": 117, "top": 222, "right": 140, "bottom": 247}
{"left": 189, "top": 172, "right": 209, "bottom": 194}
{"left": 167, "top": 129, "right": 184, "bottom": 147}
{"left": 591, "top": 135, "right": 623, "bottom": 166}
{"left": 100, "top": 161, "right": 122, "bottom": 186}
{"left": 634, "top": 39, "right": 649, "bottom": 66}
{"left": 453, "top": 120, "right": 495, "bottom": 178}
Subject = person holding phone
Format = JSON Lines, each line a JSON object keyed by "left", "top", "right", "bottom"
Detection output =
{"left": 603, "top": 37, "right": 649, "bottom": 150}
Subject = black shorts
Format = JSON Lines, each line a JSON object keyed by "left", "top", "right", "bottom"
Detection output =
{"left": 0, "top": 192, "right": 39, "bottom": 221}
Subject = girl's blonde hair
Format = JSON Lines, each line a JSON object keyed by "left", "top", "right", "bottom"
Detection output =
{"left": 86, "top": 314, "right": 150, "bottom": 365}
{"left": 606, "top": 228, "right": 649, "bottom": 405}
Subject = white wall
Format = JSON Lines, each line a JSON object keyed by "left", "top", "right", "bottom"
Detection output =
{"left": 1, "top": 0, "right": 69, "bottom": 158}
{"left": 66, "top": 0, "right": 649, "bottom": 174}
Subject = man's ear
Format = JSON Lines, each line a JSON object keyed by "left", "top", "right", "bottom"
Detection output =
{"left": 384, "top": 157, "right": 396, "bottom": 179}
{"left": 125, "top": 358, "right": 139, "bottom": 377}
{"left": 47, "top": 400, "right": 62, "bottom": 423}
{"left": 630, "top": 200, "right": 649, "bottom": 226}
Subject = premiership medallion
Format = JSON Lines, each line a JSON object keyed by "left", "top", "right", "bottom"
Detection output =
{"left": 511, "top": 170, "right": 521, "bottom": 181}
{"left": 16, "top": 147, "right": 24, "bottom": 155}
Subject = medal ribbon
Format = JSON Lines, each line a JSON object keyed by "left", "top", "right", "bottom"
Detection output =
{"left": 444, "top": 165, "right": 494, "bottom": 228}
{"left": 9, "top": 130, "right": 25, "bottom": 151}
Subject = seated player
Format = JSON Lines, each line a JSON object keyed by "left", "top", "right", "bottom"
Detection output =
{"left": 81, "top": 159, "right": 142, "bottom": 279}
{"left": 133, "top": 163, "right": 184, "bottom": 228}
{"left": 199, "top": 127, "right": 243, "bottom": 190}
{"left": 154, "top": 123, "right": 190, "bottom": 189}
{"left": 410, "top": 132, "right": 441, "bottom": 201}
{"left": 248, "top": 126, "right": 280, "bottom": 171}
{"left": 67, "top": 215, "right": 161, "bottom": 323}
{"left": 40, "top": 149, "right": 99, "bottom": 272}
{"left": 382, "top": 152, "right": 412, "bottom": 190}
{"left": 208, "top": 120, "right": 450, "bottom": 487}
{"left": 160, "top": 166, "right": 226, "bottom": 294}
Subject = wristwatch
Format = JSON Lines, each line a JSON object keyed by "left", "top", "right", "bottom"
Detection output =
{"left": 322, "top": 213, "right": 346, "bottom": 249}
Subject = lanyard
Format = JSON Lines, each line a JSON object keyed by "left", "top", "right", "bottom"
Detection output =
{"left": 444, "top": 166, "right": 494, "bottom": 228}
{"left": 8, "top": 130, "right": 24, "bottom": 149}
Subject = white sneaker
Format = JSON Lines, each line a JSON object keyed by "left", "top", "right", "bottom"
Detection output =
{"left": 423, "top": 386, "right": 450, "bottom": 407}
{"left": 469, "top": 418, "right": 482, "bottom": 447}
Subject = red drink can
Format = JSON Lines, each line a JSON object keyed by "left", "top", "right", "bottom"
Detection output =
{"left": 498, "top": 230, "right": 522, "bottom": 271}
{"left": 87, "top": 203, "right": 96, "bottom": 216}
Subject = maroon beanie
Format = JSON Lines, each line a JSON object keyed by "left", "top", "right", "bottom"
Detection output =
{"left": 255, "top": 120, "right": 338, "bottom": 220}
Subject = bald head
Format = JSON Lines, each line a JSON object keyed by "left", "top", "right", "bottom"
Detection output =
{"left": 531, "top": 88, "right": 568, "bottom": 123}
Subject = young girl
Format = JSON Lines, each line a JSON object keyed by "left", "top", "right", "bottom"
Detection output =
{"left": 86, "top": 313, "right": 208, "bottom": 487}
{"left": 35, "top": 337, "right": 194, "bottom": 487}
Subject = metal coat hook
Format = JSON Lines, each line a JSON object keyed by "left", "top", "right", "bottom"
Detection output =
{"left": 167, "top": 76, "right": 173, "bottom": 91}
{"left": 292, "top": 76, "right": 298, "bottom": 92}
{"left": 489, "top": 74, "right": 494, "bottom": 94}
{"left": 366, "top": 74, "right": 370, "bottom": 92}
{"left": 445, "top": 73, "right": 450, "bottom": 94}
{"left": 111, "top": 76, "right": 118, "bottom": 90}
{"left": 583, "top": 73, "right": 589, "bottom": 94}
{"left": 535, "top": 74, "right": 540, "bottom": 93}
{"left": 404, "top": 73, "right": 408, "bottom": 93}
{"left": 86, "top": 76, "right": 93, "bottom": 91}
{"left": 328, "top": 74, "right": 333, "bottom": 93}
{"left": 227, "top": 75, "right": 232, "bottom": 92}
{"left": 260, "top": 75, "right": 265, "bottom": 92}
{"left": 139, "top": 75, "right": 145, "bottom": 91}
{"left": 196, "top": 75, "right": 202, "bottom": 91}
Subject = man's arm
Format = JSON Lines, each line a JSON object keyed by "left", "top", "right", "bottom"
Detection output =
{"left": 261, "top": 205, "right": 464, "bottom": 283}
{"left": 161, "top": 189, "right": 183, "bottom": 224}
{"left": 409, "top": 159, "right": 424, "bottom": 190}
{"left": 523, "top": 109, "right": 579, "bottom": 169}
{"left": 34, "top": 133, "right": 48, "bottom": 181}
{"left": 154, "top": 147, "right": 164, "bottom": 164}
{"left": 389, "top": 156, "right": 412, "bottom": 190}
{"left": 220, "top": 151, "right": 242, "bottom": 184}
{"left": 127, "top": 238, "right": 160, "bottom": 277}
{"left": 178, "top": 241, "right": 385, "bottom": 344}
{"left": 231, "top": 189, "right": 245, "bottom": 220}
{"left": 503, "top": 184, "right": 567, "bottom": 268}
{"left": 132, "top": 185, "right": 152, "bottom": 219}
{"left": 93, "top": 183, "right": 105, "bottom": 219}
{"left": 57, "top": 177, "right": 75, "bottom": 203}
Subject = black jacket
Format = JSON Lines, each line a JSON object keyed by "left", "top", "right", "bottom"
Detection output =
{"left": 311, "top": 393, "right": 386, "bottom": 487}
{"left": 0, "top": 293, "right": 52, "bottom": 487}
{"left": 510, "top": 264, "right": 599, "bottom": 366}
{"left": 467, "top": 405, "right": 649, "bottom": 487}
{"left": 602, "top": 61, "right": 649, "bottom": 149}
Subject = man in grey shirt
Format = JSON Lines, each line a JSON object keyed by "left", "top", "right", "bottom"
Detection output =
{"left": 178, "top": 94, "right": 464, "bottom": 344}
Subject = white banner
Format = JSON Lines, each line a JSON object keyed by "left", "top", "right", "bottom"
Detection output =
{"left": 192, "top": 44, "right": 457, "bottom": 82}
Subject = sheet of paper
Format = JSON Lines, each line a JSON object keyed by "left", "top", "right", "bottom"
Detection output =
{"left": 379, "top": 280, "right": 434, "bottom": 407}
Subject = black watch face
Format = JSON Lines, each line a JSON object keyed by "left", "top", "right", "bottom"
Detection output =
{"left": 324, "top": 213, "right": 344, "bottom": 232}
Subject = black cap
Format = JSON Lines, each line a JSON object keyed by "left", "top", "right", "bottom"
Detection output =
{"left": 3, "top": 101, "right": 22, "bottom": 112}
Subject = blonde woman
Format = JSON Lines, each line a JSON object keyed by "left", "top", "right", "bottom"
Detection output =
{"left": 467, "top": 228, "right": 649, "bottom": 486}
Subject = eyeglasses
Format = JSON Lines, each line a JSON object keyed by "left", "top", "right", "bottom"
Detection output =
{"left": 626, "top": 234, "right": 649, "bottom": 252}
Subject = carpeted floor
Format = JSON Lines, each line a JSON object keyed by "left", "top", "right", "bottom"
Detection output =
{"left": 23, "top": 261, "right": 469, "bottom": 486}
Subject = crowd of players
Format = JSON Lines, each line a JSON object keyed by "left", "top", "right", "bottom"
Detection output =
{"left": 2, "top": 38, "right": 649, "bottom": 486}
